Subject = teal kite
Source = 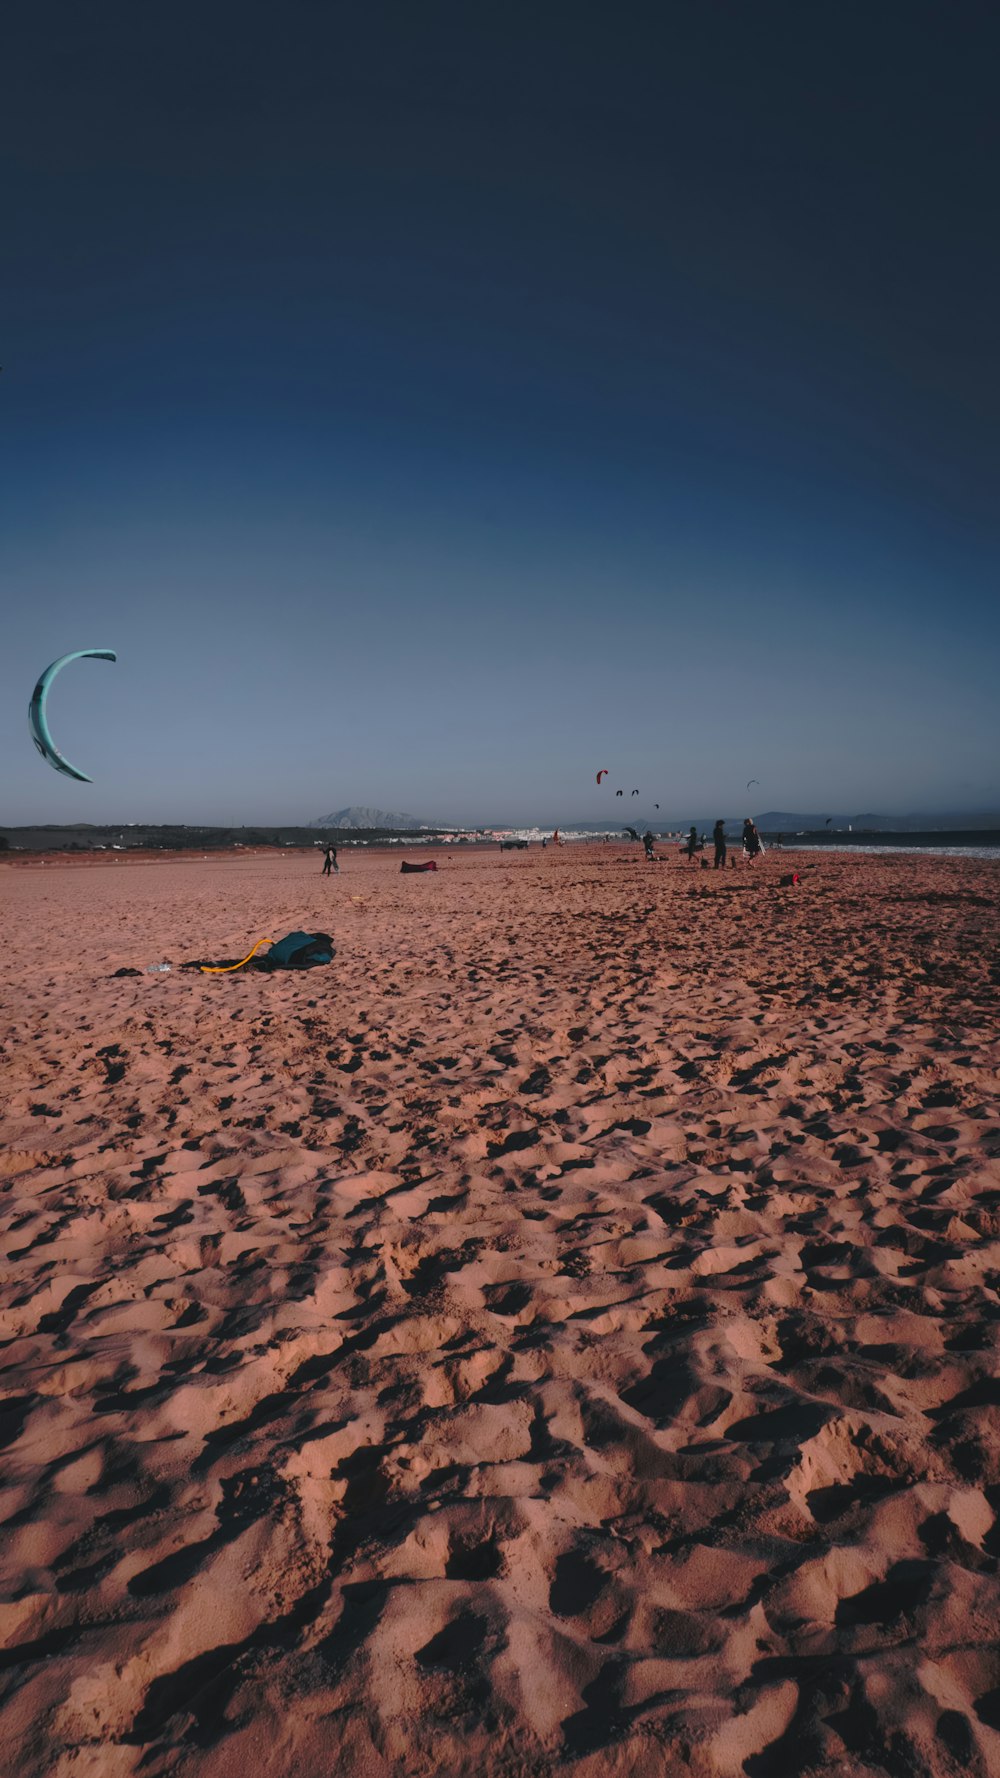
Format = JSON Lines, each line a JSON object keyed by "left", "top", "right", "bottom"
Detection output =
{"left": 29, "top": 649, "right": 117, "bottom": 782}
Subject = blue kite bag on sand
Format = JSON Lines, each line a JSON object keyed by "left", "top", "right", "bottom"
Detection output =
{"left": 263, "top": 931, "right": 334, "bottom": 970}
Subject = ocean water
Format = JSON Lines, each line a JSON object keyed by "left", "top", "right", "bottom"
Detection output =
{"left": 791, "top": 843, "right": 1000, "bottom": 861}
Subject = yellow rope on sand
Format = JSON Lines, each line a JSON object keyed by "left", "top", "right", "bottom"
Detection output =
{"left": 199, "top": 938, "right": 275, "bottom": 975}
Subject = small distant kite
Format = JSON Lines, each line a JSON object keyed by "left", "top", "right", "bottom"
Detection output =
{"left": 615, "top": 789, "right": 623, "bottom": 797}
{"left": 654, "top": 803, "right": 659, "bottom": 809}
{"left": 596, "top": 769, "right": 609, "bottom": 784}
{"left": 29, "top": 649, "right": 117, "bottom": 782}
{"left": 746, "top": 779, "right": 759, "bottom": 791}
{"left": 631, "top": 788, "right": 639, "bottom": 796}
{"left": 825, "top": 817, "right": 832, "bottom": 827}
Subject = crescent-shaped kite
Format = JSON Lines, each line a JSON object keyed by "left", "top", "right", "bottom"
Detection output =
{"left": 29, "top": 649, "right": 117, "bottom": 782}
{"left": 615, "top": 788, "right": 623, "bottom": 796}
{"left": 596, "top": 769, "right": 608, "bottom": 784}
{"left": 631, "top": 788, "right": 639, "bottom": 796}
{"left": 746, "top": 778, "right": 760, "bottom": 791}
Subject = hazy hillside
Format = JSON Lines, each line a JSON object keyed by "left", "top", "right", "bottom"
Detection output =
{"left": 310, "top": 807, "right": 438, "bottom": 831}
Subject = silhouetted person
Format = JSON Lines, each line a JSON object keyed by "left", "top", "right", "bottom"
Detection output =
{"left": 643, "top": 830, "right": 656, "bottom": 860}
{"left": 322, "top": 845, "right": 338, "bottom": 876}
{"left": 713, "top": 820, "right": 727, "bottom": 869}
{"left": 685, "top": 825, "right": 698, "bottom": 861}
{"left": 742, "top": 818, "right": 761, "bottom": 862}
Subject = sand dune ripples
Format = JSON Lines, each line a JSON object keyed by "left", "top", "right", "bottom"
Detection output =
{"left": 2, "top": 846, "right": 999, "bottom": 1776}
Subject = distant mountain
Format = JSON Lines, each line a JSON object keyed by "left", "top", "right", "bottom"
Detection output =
{"left": 310, "top": 806, "right": 442, "bottom": 831}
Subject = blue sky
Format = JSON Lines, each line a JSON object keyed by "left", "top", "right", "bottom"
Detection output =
{"left": 3, "top": 2, "right": 998, "bottom": 825}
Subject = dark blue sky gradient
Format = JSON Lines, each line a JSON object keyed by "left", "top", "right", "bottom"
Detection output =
{"left": 3, "top": 2, "right": 998, "bottom": 823}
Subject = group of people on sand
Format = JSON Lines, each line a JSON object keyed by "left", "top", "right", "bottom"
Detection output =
{"left": 640, "top": 820, "right": 763, "bottom": 866}
{"left": 678, "top": 819, "right": 762, "bottom": 868}
{"left": 322, "top": 826, "right": 764, "bottom": 873}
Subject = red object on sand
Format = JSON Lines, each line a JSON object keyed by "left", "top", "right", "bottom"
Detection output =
{"left": 400, "top": 860, "right": 438, "bottom": 873}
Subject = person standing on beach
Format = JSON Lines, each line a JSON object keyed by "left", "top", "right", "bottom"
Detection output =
{"left": 643, "top": 829, "right": 656, "bottom": 860}
{"left": 713, "top": 820, "right": 727, "bottom": 869}
{"left": 685, "top": 825, "right": 699, "bottom": 861}
{"left": 321, "top": 845, "right": 338, "bottom": 876}
{"left": 742, "top": 818, "right": 761, "bottom": 862}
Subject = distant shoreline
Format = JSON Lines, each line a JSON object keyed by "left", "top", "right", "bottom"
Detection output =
{"left": 770, "top": 828, "right": 1000, "bottom": 851}
{"left": 2, "top": 826, "right": 999, "bottom": 864}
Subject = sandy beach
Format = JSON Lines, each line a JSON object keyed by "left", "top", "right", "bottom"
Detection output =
{"left": 2, "top": 842, "right": 999, "bottom": 1777}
